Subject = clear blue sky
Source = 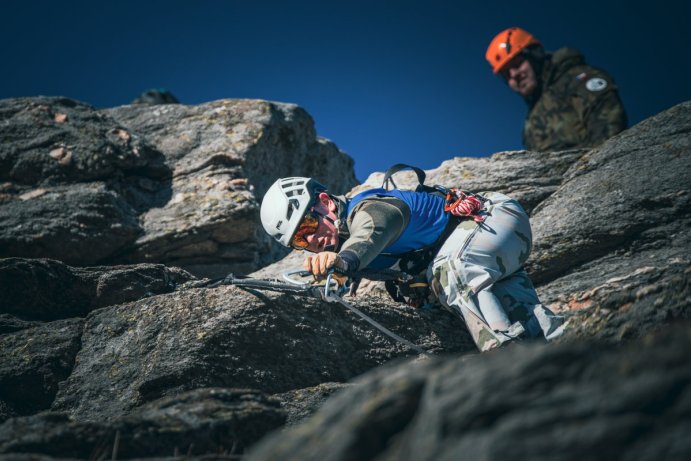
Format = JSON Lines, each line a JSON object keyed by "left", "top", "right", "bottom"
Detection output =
{"left": 2, "top": 0, "right": 690, "bottom": 182}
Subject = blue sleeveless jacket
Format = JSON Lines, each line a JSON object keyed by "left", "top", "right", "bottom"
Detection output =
{"left": 347, "top": 188, "right": 450, "bottom": 262}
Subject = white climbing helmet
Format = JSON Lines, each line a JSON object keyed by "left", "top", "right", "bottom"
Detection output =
{"left": 260, "top": 177, "right": 326, "bottom": 247}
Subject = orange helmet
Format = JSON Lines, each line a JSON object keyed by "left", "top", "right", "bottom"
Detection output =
{"left": 485, "top": 27, "right": 542, "bottom": 74}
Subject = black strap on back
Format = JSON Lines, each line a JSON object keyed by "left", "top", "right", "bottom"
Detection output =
{"left": 381, "top": 163, "right": 449, "bottom": 197}
{"left": 381, "top": 164, "right": 427, "bottom": 191}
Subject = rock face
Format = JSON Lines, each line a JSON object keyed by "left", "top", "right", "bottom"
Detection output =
{"left": 529, "top": 103, "right": 690, "bottom": 342}
{"left": 104, "top": 99, "right": 357, "bottom": 277}
{"left": 1, "top": 96, "right": 357, "bottom": 278}
{"left": 528, "top": 102, "right": 690, "bottom": 285}
{"left": 247, "top": 322, "right": 691, "bottom": 461}
{"left": 357, "top": 148, "right": 586, "bottom": 214}
{"left": 49, "top": 286, "right": 469, "bottom": 421}
{"left": 356, "top": 103, "right": 691, "bottom": 342}
{"left": 0, "top": 318, "right": 82, "bottom": 421}
{"left": 0, "top": 97, "right": 689, "bottom": 460}
{"left": 0, "top": 97, "right": 164, "bottom": 187}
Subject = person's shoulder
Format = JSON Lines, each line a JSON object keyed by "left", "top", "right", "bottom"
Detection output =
{"left": 571, "top": 69, "right": 618, "bottom": 96}
{"left": 553, "top": 48, "right": 618, "bottom": 95}
{"left": 546, "top": 48, "right": 585, "bottom": 87}
{"left": 551, "top": 47, "right": 585, "bottom": 66}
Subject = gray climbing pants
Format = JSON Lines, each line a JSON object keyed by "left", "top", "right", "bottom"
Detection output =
{"left": 427, "top": 192, "right": 564, "bottom": 351}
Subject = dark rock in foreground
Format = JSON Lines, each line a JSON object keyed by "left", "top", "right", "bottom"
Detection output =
{"left": 248, "top": 322, "right": 691, "bottom": 461}
{"left": 272, "top": 382, "right": 350, "bottom": 426}
{"left": 0, "top": 388, "right": 284, "bottom": 459}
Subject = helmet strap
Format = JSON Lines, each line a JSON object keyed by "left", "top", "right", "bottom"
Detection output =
{"left": 522, "top": 45, "right": 547, "bottom": 107}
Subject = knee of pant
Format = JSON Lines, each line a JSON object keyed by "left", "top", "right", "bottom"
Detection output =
{"left": 429, "top": 259, "right": 455, "bottom": 299}
{"left": 487, "top": 318, "right": 512, "bottom": 332}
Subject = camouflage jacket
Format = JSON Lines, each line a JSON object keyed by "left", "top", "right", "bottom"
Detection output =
{"left": 523, "top": 48, "right": 627, "bottom": 151}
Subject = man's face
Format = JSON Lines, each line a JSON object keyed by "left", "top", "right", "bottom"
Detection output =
{"left": 501, "top": 55, "right": 537, "bottom": 98}
{"left": 301, "top": 212, "right": 338, "bottom": 253}
{"left": 296, "top": 193, "right": 339, "bottom": 253}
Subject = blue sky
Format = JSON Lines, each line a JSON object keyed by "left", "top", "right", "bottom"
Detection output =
{"left": 2, "top": 0, "right": 690, "bottom": 182}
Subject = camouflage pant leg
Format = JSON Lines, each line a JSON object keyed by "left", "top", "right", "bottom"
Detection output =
{"left": 428, "top": 192, "right": 536, "bottom": 352}
{"left": 492, "top": 269, "right": 565, "bottom": 340}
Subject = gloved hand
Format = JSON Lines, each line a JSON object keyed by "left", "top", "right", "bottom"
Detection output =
{"left": 303, "top": 251, "right": 347, "bottom": 278}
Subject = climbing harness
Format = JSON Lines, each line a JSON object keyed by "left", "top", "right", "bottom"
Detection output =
{"left": 376, "top": 164, "right": 488, "bottom": 306}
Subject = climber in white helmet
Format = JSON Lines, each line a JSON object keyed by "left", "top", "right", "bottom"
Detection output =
{"left": 260, "top": 174, "right": 565, "bottom": 352}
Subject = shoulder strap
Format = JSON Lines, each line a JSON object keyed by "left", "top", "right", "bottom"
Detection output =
{"left": 381, "top": 164, "right": 427, "bottom": 191}
{"left": 381, "top": 163, "right": 449, "bottom": 195}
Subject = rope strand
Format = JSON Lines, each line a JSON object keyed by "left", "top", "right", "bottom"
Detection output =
{"left": 444, "top": 188, "right": 486, "bottom": 222}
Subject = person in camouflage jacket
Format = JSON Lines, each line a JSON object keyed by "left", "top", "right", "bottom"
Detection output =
{"left": 486, "top": 27, "right": 627, "bottom": 151}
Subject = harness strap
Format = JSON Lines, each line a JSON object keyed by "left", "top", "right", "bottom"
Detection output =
{"left": 376, "top": 163, "right": 486, "bottom": 306}
{"left": 395, "top": 213, "right": 461, "bottom": 275}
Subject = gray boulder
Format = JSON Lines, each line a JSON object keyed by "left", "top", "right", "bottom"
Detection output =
{"left": 272, "top": 382, "right": 351, "bottom": 426}
{"left": 131, "top": 89, "right": 180, "bottom": 106}
{"left": 0, "top": 96, "right": 358, "bottom": 278}
{"left": 0, "top": 97, "right": 164, "bottom": 187}
{"left": 0, "top": 315, "right": 39, "bottom": 335}
{"left": 527, "top": 102, "right": 691, "bottom": 341}
{"left": 104, "top": 99, "right": 357, "bottom": 277}
{"left": 528, "top": 101, "right": 691, "bottom": 284}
